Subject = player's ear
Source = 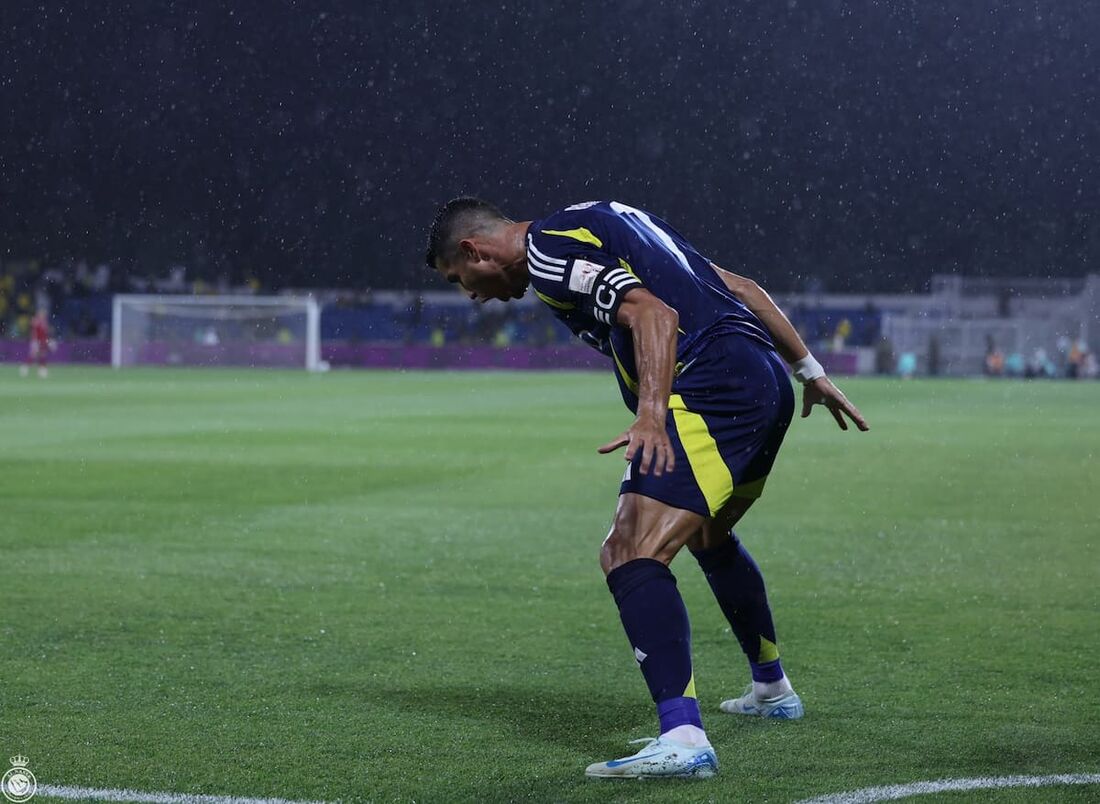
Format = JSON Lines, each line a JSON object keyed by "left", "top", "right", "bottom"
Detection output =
{"left": 457, "top": 238, "right": 481, "bottom": 262}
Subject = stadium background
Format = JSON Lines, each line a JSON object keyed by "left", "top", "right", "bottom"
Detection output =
{"left": 2, "top": 2, "right": 1099, "bottom": 804}
{"left": 2, "top": 3, "right": 1098, "bottom": 377}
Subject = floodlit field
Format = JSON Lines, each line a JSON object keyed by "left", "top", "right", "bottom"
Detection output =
{"left": 1, "top": 367, "right": 1097, "bottom": 803}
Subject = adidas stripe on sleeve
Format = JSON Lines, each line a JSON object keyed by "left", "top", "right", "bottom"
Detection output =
{"left": 526, "top": 237, "right": 568, "bottom": 282}
{"left": 525, "top": 232, "right": 642, "bottom": 326}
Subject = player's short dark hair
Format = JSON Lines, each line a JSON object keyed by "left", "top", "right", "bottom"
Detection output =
{"left": 424, "top": 197, "right": 506, "bottom": 270}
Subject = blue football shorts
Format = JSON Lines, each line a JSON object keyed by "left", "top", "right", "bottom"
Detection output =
{"left": 619, "top": 333, "right": 795, "bottom": 518}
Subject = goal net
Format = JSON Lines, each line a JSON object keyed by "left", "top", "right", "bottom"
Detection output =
{"left": 111, "top": 295, "right": 322, "bottom": 370}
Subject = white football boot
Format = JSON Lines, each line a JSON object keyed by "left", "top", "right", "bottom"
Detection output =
{"left": 584, "top": 736, "right": 718, "bottom": 779}
{"left": 719, "top": 683, "right": 804, "bottom": 719}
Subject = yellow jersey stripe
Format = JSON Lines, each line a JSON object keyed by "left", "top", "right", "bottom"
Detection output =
{"left": 618, "top": 257, "right": 640, "bottom": 280}
{"left": 541, "top": 227, "right": 604, "bottom": 248}
{"left": 609, "top": 341, "right": 639, "bottom": 395}
{"left": 669, "top": 393, "right": 733, "bottom": 516}
{"left": 534, "top": 290, "right": 575, "bottom": 310}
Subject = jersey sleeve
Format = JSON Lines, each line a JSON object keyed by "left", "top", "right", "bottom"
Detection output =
{"left": 526, "top": 231, "right": 643, "bottom": 327}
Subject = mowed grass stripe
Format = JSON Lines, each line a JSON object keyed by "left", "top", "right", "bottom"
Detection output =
{"left": 1, "top": 367, "right": 1097, "bottom": 803}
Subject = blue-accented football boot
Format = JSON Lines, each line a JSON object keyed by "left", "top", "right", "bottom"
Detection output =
{"left": 584, "top": 736, "right": 718, "bottom": 779}
{"left": 719, "top": 683, "right": 804, "bottom": 719}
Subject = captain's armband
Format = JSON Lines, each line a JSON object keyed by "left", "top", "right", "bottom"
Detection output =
{"left": 569, "top": 259, "right": 642, "bottom": 326}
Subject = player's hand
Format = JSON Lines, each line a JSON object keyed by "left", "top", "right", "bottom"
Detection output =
{"left": 597, "top": 414, "right": 676, "bottom": 476}
{"left": 801, "top": 376, "right": 869, "bottom": 431}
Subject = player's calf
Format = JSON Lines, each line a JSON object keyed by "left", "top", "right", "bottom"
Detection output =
{"left": 691, "top": 531, "right": 805, "bottom": 718}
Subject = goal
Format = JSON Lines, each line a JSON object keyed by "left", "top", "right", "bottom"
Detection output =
{"left": 111, "top": 294, "right": 322, "bottom": 370}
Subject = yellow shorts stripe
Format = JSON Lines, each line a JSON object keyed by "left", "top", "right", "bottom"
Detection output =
{"left": 669, "top": 393, "right": 733, "bottom": 516}
{"left": 731, "top": 475, "right": 768, "bottom": 499}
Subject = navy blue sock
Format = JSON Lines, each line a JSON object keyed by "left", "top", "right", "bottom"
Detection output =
{"left": 606, "top": 558, "right": 703, "bottom": 733}
{"left": 692, "top": 532, "right": 785, "bottom": 683}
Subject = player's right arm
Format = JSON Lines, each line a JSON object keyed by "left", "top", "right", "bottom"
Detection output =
{"left": 596, "top": 287, "right": 679, "bottom": 477}
{"left": 711, "top": 263, "right": 869, "bottom": 432}
{"left": 526, "top": 229, "right": 678, "bottom": 473}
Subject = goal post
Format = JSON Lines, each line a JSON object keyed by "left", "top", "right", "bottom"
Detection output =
{"left": 111, "top": 294, "right": 322, "bottom": 370}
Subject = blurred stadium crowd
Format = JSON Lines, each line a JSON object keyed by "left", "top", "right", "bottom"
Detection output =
{"left": 2, "top": 257, "right": 1095, "bottom": 379}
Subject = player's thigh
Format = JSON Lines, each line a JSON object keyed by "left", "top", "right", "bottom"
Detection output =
{"left": 600, "top": 492, "right": 705, "bottom": 574}
{"left": 684, "top": 495, "right": 756, "bottom": 553}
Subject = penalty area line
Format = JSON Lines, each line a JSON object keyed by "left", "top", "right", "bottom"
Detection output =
{"left": 794, "top": 772, "right": 1100, "bottom": 804}
{"left": 36, "top": 785, "right": 328, "bottom": 804}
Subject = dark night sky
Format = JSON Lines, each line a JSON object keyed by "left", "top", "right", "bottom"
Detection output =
{"left": 2, "top": 1, "right": 1098, "bottom": 292}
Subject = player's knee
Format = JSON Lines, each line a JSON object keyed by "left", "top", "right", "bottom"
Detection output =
{"left": 599, "top": 524, "right": 672, "bottom": 575}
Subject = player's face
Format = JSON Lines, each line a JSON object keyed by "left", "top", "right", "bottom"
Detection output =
{"left": 439, "top": 253, "right": 528, "bottom": 303}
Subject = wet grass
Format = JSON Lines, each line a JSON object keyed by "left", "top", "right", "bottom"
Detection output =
{"left": 1, "top": 367, "right": 1097, "bottom": 802}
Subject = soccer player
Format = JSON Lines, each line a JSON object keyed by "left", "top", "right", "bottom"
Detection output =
{"left": 20, "top": 309, "right": 52, "bottom": 378}
{"left": 425, "top": 199, "right": 868, "bottom": 779}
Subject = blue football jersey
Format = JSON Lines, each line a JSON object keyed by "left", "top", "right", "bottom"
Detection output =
{"left": 525, "top": 201, "right": 775, "bottom": 410}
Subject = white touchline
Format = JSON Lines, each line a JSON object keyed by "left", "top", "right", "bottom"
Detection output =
{"left": 36, "top": 785, "right": 329, "bottom": 804}
{"left": 794, "top": 772, "right": 1100, "bottom": 804}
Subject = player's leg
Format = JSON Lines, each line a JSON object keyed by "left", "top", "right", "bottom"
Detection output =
{"left": 21, "top": 341, "right": 36, "bottom": 377}
{"left": 585, "top": 492, "right": 718, "bottom": 779}
{"left": 37, "top": 340, "right": 48, "bottom": 378}
{"left": 682, "top": 338, "right": 801, "bottom": 717}
{"left": 686, "top": 501, "right": 803, "bottom": 719}
{"left": 600, "top": 491, "right": 705, "bottom": 569}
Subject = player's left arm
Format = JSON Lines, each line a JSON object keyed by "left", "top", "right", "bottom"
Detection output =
{"left": 596, "top": 287, "right": 679, "bottom": 476}
{"left": 711, "top": 262, "right": 869, "bottom": 432}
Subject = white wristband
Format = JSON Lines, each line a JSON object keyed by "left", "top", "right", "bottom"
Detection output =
{"left": 791, "top": 354, "right": 825, "bottom": 384}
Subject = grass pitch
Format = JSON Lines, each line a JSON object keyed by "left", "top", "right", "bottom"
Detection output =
{"left": 1, "top": 367, "right": 1097, "bottom": 803}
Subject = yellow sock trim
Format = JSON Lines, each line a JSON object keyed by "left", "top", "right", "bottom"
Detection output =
{"left": 683, "top": 673, "right": 697, "bottom": 699}
{"left": 758, "top": 636, "right": 780, "bottom": 663}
